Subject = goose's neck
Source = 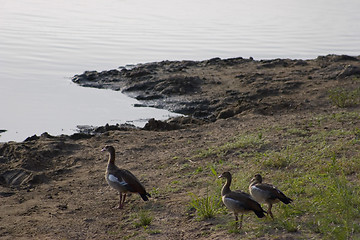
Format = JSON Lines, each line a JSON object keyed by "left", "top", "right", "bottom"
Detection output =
{"left": 250, "top": 178, "right": 261, "bottom": 186}
{"left": 250, "top": 179, "right": 257, "bottom": 187}
{"left": 221, "top": 176, "right": 232, "bottom": 196}
{"left": 108, "top": 151, "right": 115, "bottom": 165}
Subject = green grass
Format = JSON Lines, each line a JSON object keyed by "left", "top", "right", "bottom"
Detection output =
{"left": 193, "top": 133, "right": 267, "bottom": 158}
{"left": 328, "top": 87, "right": 360, "bottom": 108}
{"left": 189, "top": 180, "right": 223, "bottom": 220}
{"left": 190, "top": 110, "right": 360, "bottom": 239}
{"left": 134, "top": 210, "right": 153, "bottom": 229}
{"left": 313, "top": 175, "right": 360, "bottom": 239}
{"left": 189, "top": 187, "right": 223, "bottom": 220}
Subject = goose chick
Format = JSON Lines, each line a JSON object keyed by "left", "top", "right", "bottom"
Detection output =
{"left": 249, "top": 174, "right": 292, "bottom": 218}
{"left": 219, "top": 172, "right": 266, "bottom": 229}
{"left": 102, "top": 145, "right": 151, "bottom": 209}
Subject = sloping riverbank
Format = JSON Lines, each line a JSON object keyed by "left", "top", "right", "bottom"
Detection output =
{"left": 1, "top": 55, "right": 360, "bottom": 239}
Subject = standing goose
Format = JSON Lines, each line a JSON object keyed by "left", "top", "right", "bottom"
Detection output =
{"left": 249, "top": 174, "right": 292, "bottom": 218}
{"left": 102, "top": 145, "right": 151, "bottom": 209}
{"left": 219, "top": 172, "right": 266, "bottom": 229}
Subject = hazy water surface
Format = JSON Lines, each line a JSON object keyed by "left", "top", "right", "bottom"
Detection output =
{"left": 1, "top": 0, "right": 360, "bottom": 142}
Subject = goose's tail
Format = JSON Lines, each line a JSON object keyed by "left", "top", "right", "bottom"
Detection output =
{"left": 140, "top": 192, "right": 151, "bottom": 201}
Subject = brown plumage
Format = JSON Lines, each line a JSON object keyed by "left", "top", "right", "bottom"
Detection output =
{"left": 219, "top": 172, "right": 266, "bottom": 229}
{"left": 102, "top": 145, "right": 151, "bottom": 209}
{"left": 249, "top": 174, "right": 292, "bottom": 218}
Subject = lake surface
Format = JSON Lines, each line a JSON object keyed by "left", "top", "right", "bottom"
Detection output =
{"left": 1, "top": 0, "right": 360, "bottom": 142}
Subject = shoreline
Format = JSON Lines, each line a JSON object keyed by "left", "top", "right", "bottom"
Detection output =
{"left": 72, "top": 54, "right": 360, "bottom": 120}
{"left": 3, "top": 54, "right": 360, "bottom": 143}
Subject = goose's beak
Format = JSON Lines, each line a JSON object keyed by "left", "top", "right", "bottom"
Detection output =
{"left": 101, "top": 147, "right": 107, "bottom": 152}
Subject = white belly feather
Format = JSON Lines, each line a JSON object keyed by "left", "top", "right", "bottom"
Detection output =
{"left": 106, "top": 174, "right": 129, "bottom": 192}
{"left": 250, "top": 185, "right": 268, "bottom": 203}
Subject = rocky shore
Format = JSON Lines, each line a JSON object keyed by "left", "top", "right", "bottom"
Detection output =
{"left": 1, "top": 55, "right": 360, "bottom": 239}
{"left": 73, "top": 55, "right": 360, "bottom": 121}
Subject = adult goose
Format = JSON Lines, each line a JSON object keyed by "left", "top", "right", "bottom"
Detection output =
{"left": 249, "top": 174, "right": 292, "bottom": 218}
{"left": 102, "top": 145, "right": 151, "bottom": 209}
{"left": 219, "top": 172, "right": 266, "bottom": 229}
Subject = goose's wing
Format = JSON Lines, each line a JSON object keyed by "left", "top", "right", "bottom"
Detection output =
{"left": 226, "top": 191, "right": 265, "bottom": 215}
{"left": 116, "top": 169, "right": 147, "bottom": 195}
{"left": 254, "top": 183, "right": 292, "bottom": 203}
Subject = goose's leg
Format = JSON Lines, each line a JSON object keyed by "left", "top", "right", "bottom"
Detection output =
{"left": 268, "top": 203, "right": 274, "bottom": 219}
{"left": 118, "top": 193, "right": 123, "bottom": 209}
{"left": 239, "top": 214, "right": 244, "bottom": 229}
{"left": 114, "top": 193, "right": 123, "bottom": 209}
{"left": 234, "top": 214, "right": 239, "bottom": 228}
{"left": 121, "top": 193, "right": 127, "bottom": 208}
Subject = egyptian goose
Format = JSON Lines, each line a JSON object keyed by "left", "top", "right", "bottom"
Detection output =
{"left": 249, "top": 174, "right": 292, "bottom": 218}
{"left": 219, "top": 172, "right": 266, "bottom": 229}
{"left": 102, "top": 145, "right": 151, "bottom": 209}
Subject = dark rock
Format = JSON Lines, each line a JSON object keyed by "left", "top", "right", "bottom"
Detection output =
{"left": 317, "top": 54, "right": 359, "bottom": 62}
{"left": 70, "top": 124, "right": 137, "bottom": 139}
{"left": 0, "top": 169, "right": 31, "bottom": 186}
{"left": 124, "top": 80, "right": 159, "bottom": 92}
{"left": 167, "top": 116, "right": 206, "bottom": 125}
{"left": 41, "top": 132, "right": 54, "bottom": 139}
{"left": 133, "top": 103, "right": 147, "bottom": 107}
{"left": 24, "top": 135, "right": 39, "bottom": 142}
{"left": 94, "top": 123, "right": 136, "bottom": 133}
{"left": 337, "top": 65, "right": 360, "bottom": 78}
{"left": 124, "top": 69, "right": 152, "bottom": 79}
{"left": 143, "top": 118, "right": 181, "bottom": 131}
{"left": 69, "top": 133, "right": 93, "bottom": 140}
{"left": 206, "top": 57, "right": 221, "bottom": 65}
{"left": 155, "top": 76, "right": 202, "bottom": 95}
{"left": 136, "top": 94, "right": 163, "bottom": 100}
{"left": 0, "top": 143, "right": 9, "bottom": 155}
{"left": 294, "top": 60, "right": 308, "bottom": 66}
{"left": 0, "top": 192, "right": 15, "bottom": 197}
{"left": 259, "top": 59, "right": 290, "bottom": 68}
{"left": 333, "top": 55, "right": 358, "bottom": 62}
{"left": 72, "top": 71, "right": 98, "bottom": 83}
{"left": 29, "top": 173, "right": 49, "bottom": 185}
{"left": 217, "top": 108, "right": 235, "bottom": 119}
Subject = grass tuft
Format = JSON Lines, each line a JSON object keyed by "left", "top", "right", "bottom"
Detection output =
{"left": 189, "top": 190, "right": 222, "bottom": 220}
{"left": 328, "top": 87, "right": 360, "bottom": 108}
{"left": 134, "top": 210, "right": 153, "bottom": 229}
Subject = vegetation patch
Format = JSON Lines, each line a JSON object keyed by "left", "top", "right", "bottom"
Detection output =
{"left": 189, "top": 190, "right": 223, "bottom": 220}
{"left": 134, "top": 210, "right": 153, "bottom": 229}
{"left": 194, "top": 133, "right": 267, "bottom": 159}
{"left": 191, "top": 110, "right": 360, "bottom": 238}
{"left": 328, "top": 87, "right": 360, "bottom": 108}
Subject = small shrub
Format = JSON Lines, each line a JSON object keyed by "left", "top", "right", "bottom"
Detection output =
{"left": 134, "top": 210, "right": 153, "bottom": 229}
{"left": 189, "top": 191, "right": 222, "bottom": 220}
{"left": 328, "top": 87, "right": 360, "bottom": 108}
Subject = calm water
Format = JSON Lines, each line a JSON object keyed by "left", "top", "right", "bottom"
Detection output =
{"left": 1, "top": 0, "right": 360, "bottom": 142}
